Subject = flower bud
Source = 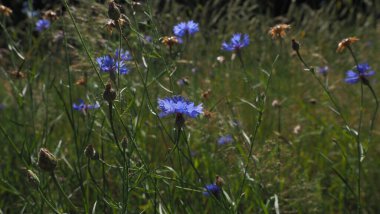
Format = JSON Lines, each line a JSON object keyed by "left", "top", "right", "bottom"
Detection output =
{"left": 38, "top": 148, "right": 57, "bottom": 172}
{"left": 215, "top": 175, "right": 224, "bottom": 187}
{"left": 84, "top": 144, "right": 98, "bottom": 160}
{"left": 291, "top": 39, "right": 300, "bottom": 52}
{"left": 121, "top": 137, "right": 128, "bottom": 149}
{"left": 108, "top": 1, "right": 121, "bottom": 21}
{"left": 26, "top": 170, "right": 40, "bottom": 188}
{"left": 103, "top": 82, "right": 116, "bottom": 103}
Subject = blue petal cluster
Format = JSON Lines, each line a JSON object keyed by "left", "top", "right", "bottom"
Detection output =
{"left": 157, "top": 96, "right": 203, "bottom": 118}
{"left": 203, "top": 184, "right": 221, "bottom": 197}
{"left": 35, "top": 19, "right": 50, "bottom": 32}
{"left": 318, "top": 66, "right": 329, "bottom": 75}
{"left": 217, "top": 135, "right": 233, "bottom": 145}
{"left": 173, "top": 20, "right": 199, "bottom": 37}
{"left": 115, "top": 49, "right": 133, "bottom": 61}
{"left": 222, "top": 33, "right": 249, "bottom": 52}
{"left": 73, "top": 99, "right": 100, "bottom": 111}
{"left": 345, "top": 63, "right": 375, "bottom": 84}
{"left": 97, "top": 49, "right": 131, "bottom": 75}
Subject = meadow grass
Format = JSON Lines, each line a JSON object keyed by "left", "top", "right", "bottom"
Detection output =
{"left": 0, "top": 1, "right": 380, "bottom": 213}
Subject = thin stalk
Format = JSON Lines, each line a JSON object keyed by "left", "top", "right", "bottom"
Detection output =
{"left": 51, "top": 172, "right": 78, "bottom": 212}
{"left": 38, "top": 188, "right": 61, "bottom": 214}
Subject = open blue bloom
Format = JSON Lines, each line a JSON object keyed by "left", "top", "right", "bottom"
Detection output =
{"left": 96, "top": 55, "right": 130, "bottom": 74}
{"left": 173, "top": 20, "right": 199, "bottom": 37}
{"left": 318, "top": 66, "right": 329, "bottom": 75}
{"left": 157, "top": 96, "right": 203, "bottom": 118}
{"left": 222, "top": 33, "right": 249, "bottom": 52}
{"left": 73, "top": 99, "right": 100, "bottom": 111}
{"left": 203, "top": 184, "right": 221, "bottom": 197}
{"left": 97, "top": 55, "right": 115, "bottom": 72}
{"left": 345, "top": 63, "right": 375, "bottom": 84}
{"left": 115, "top": 49, "right": 132, "bottom": 61}
{"left": 217, "top": 135, "right": 233, "bottom": 145}
{"left": 35, "top": 19, "right": 50, "bottom": 32}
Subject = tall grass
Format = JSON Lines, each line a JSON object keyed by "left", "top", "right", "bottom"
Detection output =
{"left": 0, "top": 0, "right": 379, "bottom": 213}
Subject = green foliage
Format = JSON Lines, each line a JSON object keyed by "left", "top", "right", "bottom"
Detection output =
{"left": 0, "top": 1, "right": 379, "bottom": 213}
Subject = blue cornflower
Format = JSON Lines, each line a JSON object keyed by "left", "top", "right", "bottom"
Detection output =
{"left": 217, "top": 135, "right": 233, "bottom": 145}
{"left": 173, "top": 20, "right": 199, "bottom": 37}
{"left": 345, "top": 63, "right": 375, "bottom": 84}
{"left": 96, "top": 55, "right": 130, "bottom": 74}
{"left": 222, "top": 33, "right": 249, "bottom": 52}
{"left": 144, "top": 35, "right": 153, "bottom": 43}
{"left": 318, "top": 66, "right": 329, "bottom": 75}
{"left": 157, "top": 96, "right": 203, "bottom": 118}
{"left": 115, "top": 49, "right": 132, "bottom": 61}
{"left": 203, "top": 184, "right": 221, "bottom": 197}
{"left": 35, "top": 19, "right": 50, "bottom": 32}
{"left": 73, "top": 99, "right": 100, "bottom": 111}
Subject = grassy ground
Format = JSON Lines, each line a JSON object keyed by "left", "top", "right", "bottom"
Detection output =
{"left": 1, "top": 1, "right": 380, "bottom": 213}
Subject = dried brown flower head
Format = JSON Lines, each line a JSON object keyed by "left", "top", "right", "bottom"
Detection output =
{"left": 0, "top": 5, "right": 12, "bottom": 16}
{"left": 336, "top": 37, "right": 359, "bottom": 52}
{"left": 269, "top": 24, "right": 291, "bottom": 39}
{"left": 42, "top": 10, "right": 58, "bottom": 21}
{"left": 75, "top": 77, "right": 87, "bottom": 86}
{"left": 161, "top": 36, "right": 180, "bottom": 47}
{"left": 9, "top": 71, "right": 25, "bottom": 79}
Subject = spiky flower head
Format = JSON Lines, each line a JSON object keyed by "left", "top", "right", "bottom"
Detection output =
{"left": 337, "top": 37, "right": 359, "bottom": 52}
{"left": 157, "top": 96, "right": 203, "bottom": 118}
{"left": 222, "top": 33, "right": 249, "bottom": 52}
{"left": 269, "top": 24, "right": 291, "bottom": 39}
{"left": 173, "top": 20, "right": 199, "bottom": 37}
{"left": 345, "top": 63, "right": 375, "bottom": 84}
{"left": 96, "top": 55, "right": 129, "bottom": 75}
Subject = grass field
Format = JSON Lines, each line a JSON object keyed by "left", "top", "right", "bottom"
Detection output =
{"left": 1, "top": 1, "right": 380, "bottom": 213}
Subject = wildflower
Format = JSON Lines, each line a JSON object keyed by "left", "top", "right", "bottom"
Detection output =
{"left": 269, "top": 24, "right": 291, "bottom": 39}
{"left": 216, "top": 56, "right": 225, "bottom": 64}
{"left": 173, "top": 20, "right": 199, "bottom": 37}
{"left": 203, "top": 184, "right": 221, "bottom": 197}
{"left": 157, "top": 96, "right": 203, "bottom": 118}
{"left": 108, "top": 1, "right": 121, "bottom": 21}
{"left": 38, "top": 148, "right": 57, "bottom": 172}
{"left": 318, "top": 66, "right": 329, "bottom": 75}
{"left": 26, "top": 170, "right": 40, "bottom": 188}
{"left": 217, "top": 135, "right": 233, "bottom": 145}
{"left": 96, "top": 55, "right": 129, "bottom": 74}
{"left": 222, "top": 33, "right": 249, "bottom": 52}
{"left": 215, "top": 175, "right": 225, "bottom": 187}
{"left": 72, "top": 99, "right": 100, "bottom": 111}
{"left": 337, "top": 37, "right": 359, "bottom": 52}
{"left": 115, "top": 49, "right": 132, "bottom": 61}
{"left": 84, "top": 144, "right": 98, "bottom": 160}
{"left": 161, "top": 36, "right": 182, "bottom": 47}
{"left": 291, "top": 39, "right": 300, "bottom": 52}
{"left": 103, "top": 82, "right": 117, "bottom": 103}
{"left": 42, "top": 10, "right": 58, "bottom": 21}
{"left": 345, "top": 63, "right": 375, "bottom": 84}
{"left": 144, "top": 35, "right": 153, "bottom": 43}
{"left": 35, "top": 19, "right": 50, "bottom": 32}
{"left": 0, "top": 4, "right": 12, "bottom": 16}
{"left": 177, "top": 78, "right": 189, "bottom": 86}
{"left": 22, "top": 2, "right": 39, "bottom": 18}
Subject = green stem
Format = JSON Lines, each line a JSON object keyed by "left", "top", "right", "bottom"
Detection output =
{"left": 38, "top": 187, "right": 61, "bottom": 214}
{"left": 51, "top": 172, "right": 78, "bottom": 212}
